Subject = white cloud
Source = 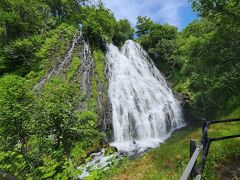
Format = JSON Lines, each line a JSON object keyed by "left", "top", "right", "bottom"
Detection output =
{"left": 102, "top": 0, "right": 190, "bottom": 28}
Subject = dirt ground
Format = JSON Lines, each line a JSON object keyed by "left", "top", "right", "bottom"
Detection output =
{"left": 219, "top": 158, "right": 240, "bottom": 180}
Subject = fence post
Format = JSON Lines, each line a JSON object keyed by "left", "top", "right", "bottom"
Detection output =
{"left": 182, "top": 119, "right": 240, "bottom": 179}
{"left": 190, "top": 139, "right": 197, "bottom": 177}
{"left": 197, "top": 139, "right": 211, "bottom": 178}
{"left": 202, "top": 122, "right": 208, "bottom": 150}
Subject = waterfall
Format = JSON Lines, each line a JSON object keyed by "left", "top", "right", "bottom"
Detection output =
{"left": 77, "top": 39, "right": 95, "bottom": 96}
{"left": 106, "top": 40, "right": 185, "bottom": 154}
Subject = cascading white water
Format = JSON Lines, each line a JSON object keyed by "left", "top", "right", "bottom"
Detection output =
{"left": 77, "top": 149, "right": 118, "bottom": 179}
{"left": 107, "top": 40, "right": 185, "bottom": 154}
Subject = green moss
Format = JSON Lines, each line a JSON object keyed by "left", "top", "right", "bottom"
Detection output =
{"left": 86, "top": 48, "right": 107, "bottom": 112}
{"left": 25, "top": 23, "right": 77, "bottom": 86}
{"left": 67, "top": 56, "right": 81, "bottom": 80}
{"left": 174, "top": 78, "right": 193, "bottom": 98}
{"left": 104, "top": 146, "right": 117, "bottom": 156}
{"left": 85, "top": 74, "right": 97, "bottom": 112}
{"left": 36, "top": 23, "right": 76, "bottom": 77}
{"left": 36, "top": 24, "right": 76, "bottom": 58}
{"left": 93, "top": 48, "right": 106, "bottom": 84}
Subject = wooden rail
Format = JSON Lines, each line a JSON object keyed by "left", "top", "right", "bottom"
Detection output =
{"left": 180, "top": 118, "right": 240, "bottom": 180}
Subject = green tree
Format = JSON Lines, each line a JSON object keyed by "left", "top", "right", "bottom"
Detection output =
{"left": 136, "top": 16, "right": 154, "bottom": 37}
{"left": 0, "top": 0, "right": 51, "bottom": 40}
{"left": 0, "top": 75, "right": 33, "bottom": 156}
{"left": 0, "top": 0, "right": 52, "bottom": 74}
{"left": 173, "top": 17, "right": 240, "bottom": 118}
{"left": 136, "top": 16, "right": 178, "bottom": 75}
{"left": 0, "top": 0, "right": 91, "bottom": 75}
{"left": 81, "top": 6, "right": 117, "bottom": 45}
{"left": 45, "top": 0, "right": 89, "bottom": 23}
{"left": 35, "top": 78, "right": 101, "bottom": 156}
{"left": 190, "top": 0, "right": 240, "bottom": 21}
{"left": 113, "top": 19, "right": 135, "bottom": 47}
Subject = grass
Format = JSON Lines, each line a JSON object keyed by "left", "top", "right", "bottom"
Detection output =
{"left": 101, "top": 108, "right": 240, "bottom": 180}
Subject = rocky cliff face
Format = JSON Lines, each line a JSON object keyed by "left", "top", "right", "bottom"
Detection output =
{"left": 35, "top": 29, "right": 113, "bottom": 142}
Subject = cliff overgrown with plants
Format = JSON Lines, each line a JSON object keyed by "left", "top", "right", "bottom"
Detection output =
{"left": 0, "top": 0, "right": 239, "bottom": 179}
{"left": 0, "top": 0, "right": 134, "bottom": 178}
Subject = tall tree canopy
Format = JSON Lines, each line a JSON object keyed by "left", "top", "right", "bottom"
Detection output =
{"left": 190, "top": 0, "right": 240, "bottom": 21}
{"left": 136, "top": 16, "right": 178, "bottom": 76}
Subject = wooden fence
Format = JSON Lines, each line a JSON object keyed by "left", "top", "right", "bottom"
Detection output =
{"left": 181, "top": 118, "right": 240, "bottom": 180}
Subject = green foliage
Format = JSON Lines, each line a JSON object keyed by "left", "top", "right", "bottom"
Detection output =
{"left": 35, "top": 78, "right": 102, "bottom": 155}
{"left": 0, "top": 35, "right": 43, "bottom": 75}
{"left": 93, "top": 48, "right": 106, "bottom": 84}
{"left": 135, "top": 3, "right": 240, "bottom": 120}
{"left": 0, "top": 0, "right": 52, "bottom": 74}
{"left": 67, "top": 56, "right": 81, "bottom": 80}
{"left": 36, "top": 24, "right": 75, "bottom": 60}
{"left": 81, "top": 7, "right": 117, "bottom": 45}
{"left": 0, "top": 1, "right": 113, "bottom": 179}
{"left": 0, "top": 75, "right": 33, "bottom": 150}
{"left": 0, "top": 150, "right": 28, "bottom": 179}
{"left": 45, "top": 0, "right": 87, "bottom": 23}
{"left": 173, "top": 16, "right": 240, "bottom": 118}
{"left": 113, "top": 19, "right": 135, "bottom": 47}
{"left": 0, "top": 75, "right": 36, "bottom": 178}
{"left": 37, "top": 157, "right": 81, "bottom": 179}
{"left": 190, "top": 0, "right": 240, "bottom": 22}
{"left": 35, "top": 78, "right": 80, "bottom": 154}
{"left": 81, "top": 6, "right": 134, "bottom": 47}
{"left": 0, "top": 0, "right": 51, "bottom": 40}
{"left": 136, "top": 16, "right": 178, "bottom": 75}
{"left": 24, "top": 23, "right": 76, "bottom": 83}
{"left": 0, "top": 0, "right": 84, "bottom": 75}
{"left": 136, "top": 16, "right": 154, "bottom": 37}
{"left": 0, "top": 74, "right": 103, "bottom": 178}
{"left": 70, "top": 142, "right": 87, "bottom": 162}
{"left": 0, "top": 0, "right": 133, "bottom": 74}
{"left": 87, "top": 48, "right": 106, "bottom": 111}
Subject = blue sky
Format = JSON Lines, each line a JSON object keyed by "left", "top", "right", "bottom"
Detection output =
{"left": 102, "top": 0, "right": 198, "bottom": 30}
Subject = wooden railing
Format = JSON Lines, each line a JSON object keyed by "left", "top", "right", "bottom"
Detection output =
{"left": 181, "top": 118, "right": 240, "bottom": 180}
